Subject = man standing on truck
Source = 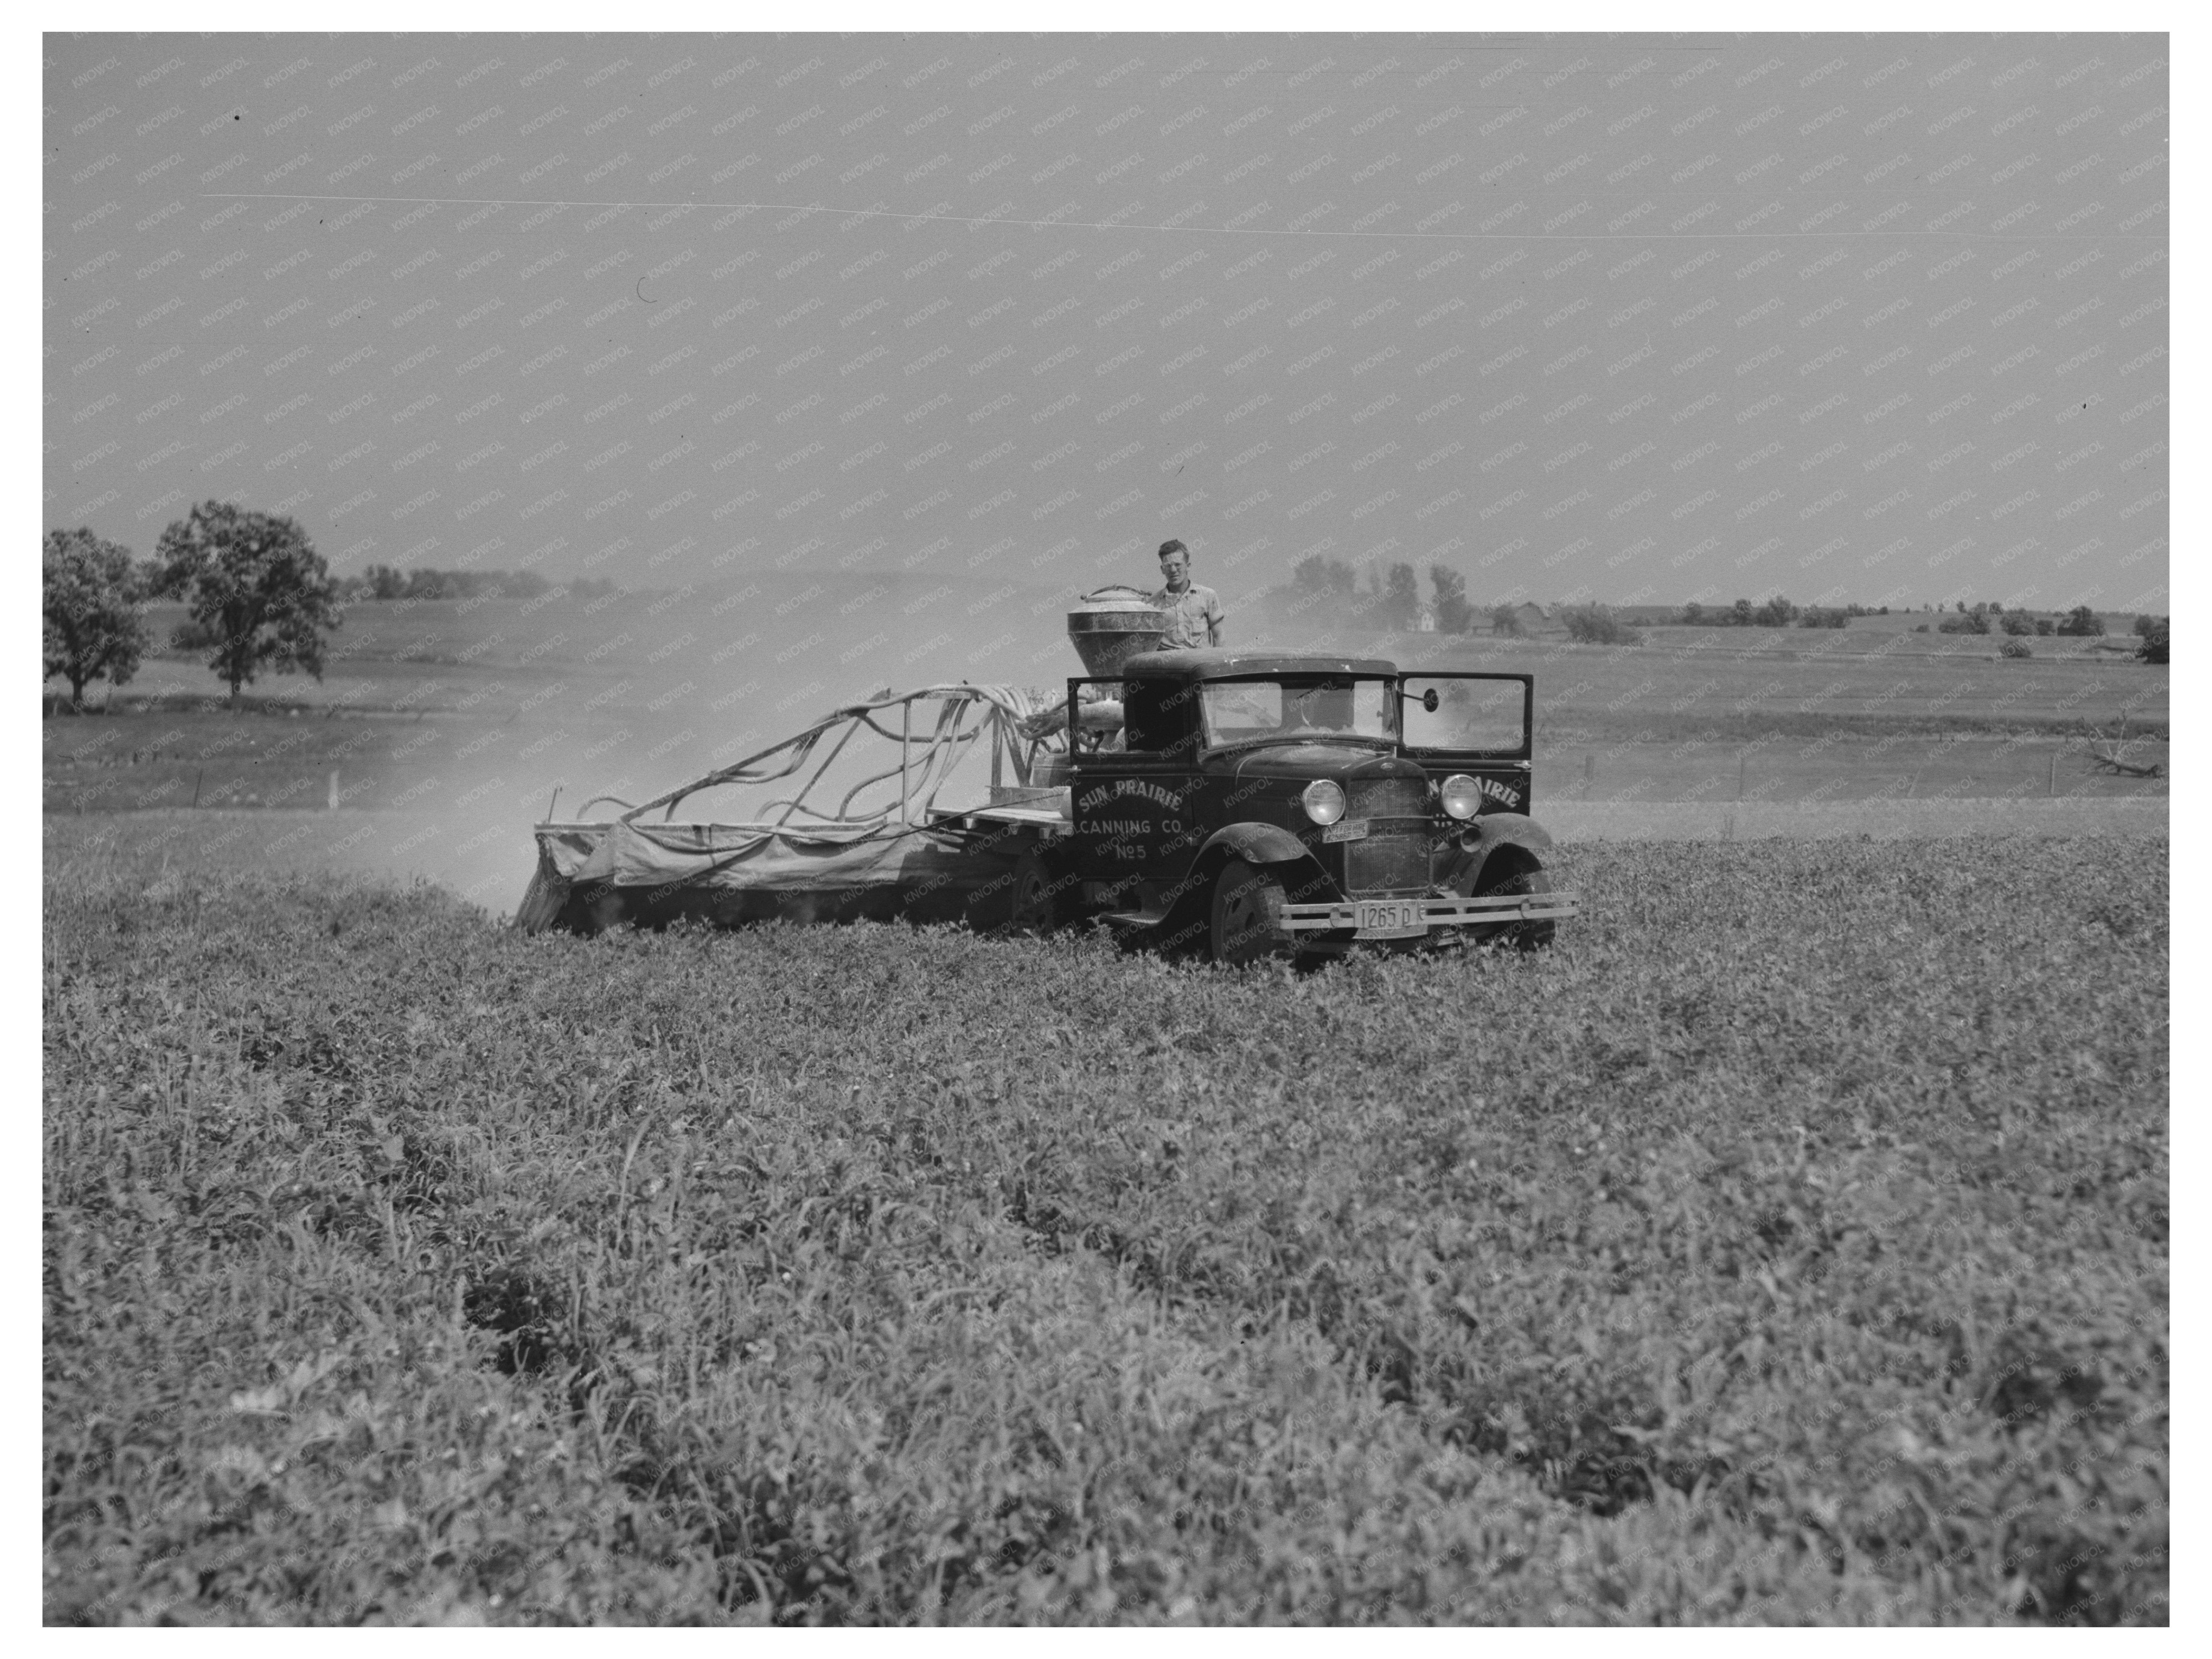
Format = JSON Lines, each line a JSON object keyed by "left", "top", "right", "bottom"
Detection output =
{"left": 1149, "top": 538, "right": 1224, "bottom": 649}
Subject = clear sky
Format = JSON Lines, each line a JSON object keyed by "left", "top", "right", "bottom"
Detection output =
{"left": 46, "top": 30, "right": 2169, "bottom": 618}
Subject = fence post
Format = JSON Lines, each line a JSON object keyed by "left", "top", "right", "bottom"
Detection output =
{"left": 2048, "top": 750, "right": 2058, "bottom": 796}
{"left": 328, "top": 769, "right": 340, "bottom": 811}
{"left": 1737, "top": 753, "right": 1747, "bottom": 801}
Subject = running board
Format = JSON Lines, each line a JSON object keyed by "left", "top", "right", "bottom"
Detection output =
{"left": 1099, "top": 908, "right": 1168, "bottom": 930}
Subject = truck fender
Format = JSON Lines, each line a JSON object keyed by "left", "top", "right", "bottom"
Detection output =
{"left": 1155, "top": 822, "right": 1329, "bottom": 941}
{"left": 1200, "top": 820, "right": 1313, "bottom": 868}
{"left": 1440, "top": 811, "right": 1555, "bottom": 895}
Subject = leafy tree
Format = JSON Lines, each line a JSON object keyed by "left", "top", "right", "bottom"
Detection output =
{"left": 2000, "top": 637, "right": 2033, "bottom": 659}
{"left": 151, "top": 501, "right": 343, "bottom": 704}
{"left": 1560, "top": 604, "right": 1642, "bottom": 646}
{"left": 1753, "top": 594, "right": 1799, "bottom": 628}
{"left": 1429, "top": 563, "right": 1473, "bottom": 634}
{"left": 1488, "top": 602, "right": 1525, "bottom": 637}
{"left": 362, "top": 563, "right": 409, "bottom": 599}
{"left": 2055, "top": 605, "right": 2106, "bottom": 637}
{"left": 2132, "top": 614, "right": 2159, "bottom": 637}
{"left": 2135, "top": 619, "right": 2168, "bottom": 664}
{"left": 1289, "top": 554, "right": 1356, "bottom": 600}
{"left": 1380, "top": 561, "right": 1421, "bottom": 631}
{"left": 1730, "top": 597, "right": 1754, "bottom": 626}
{"left": 1998, "top": 613, "right": 2036, "bottom": 636}
{"left": 2035, "top": 618, "right": 2055, "bottom": 636}
{"left": 1798, "top": 607, "right": 1851, "bottom": 629}
{"left": 43, "top": 527, "right": 149, "bottom": 707}
{"left": 1938, "top": 610, "right": 1991, "bottom": 635}
{"left": 1680, "top": 600, "right": 1705, "bottom": 625}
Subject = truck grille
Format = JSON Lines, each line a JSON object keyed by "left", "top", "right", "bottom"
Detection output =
{"left": 1344, "top": 833, "right": 1431, "bottom": 894}
{"left": 1351, "top": 775, "right": 1428, "bottom": 820}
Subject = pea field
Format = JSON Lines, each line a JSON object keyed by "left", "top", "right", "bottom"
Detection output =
{"left": 43, "top": 818, "right": 2167, "bottom": 1624}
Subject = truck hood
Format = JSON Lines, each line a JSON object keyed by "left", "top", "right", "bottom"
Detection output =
{"left": 1211, "top": 745, "right": 1429, "bottom": 785}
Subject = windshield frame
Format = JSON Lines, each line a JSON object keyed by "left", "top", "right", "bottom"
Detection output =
{"left": 1196, "top": 674, "right": 1402, "bottom": 753}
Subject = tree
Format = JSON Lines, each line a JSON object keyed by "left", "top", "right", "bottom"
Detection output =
{"left": 363, "top": 563, "right": 409, "bottom": 599}
{"left": 1429, "top": 563, "right": 1473, "bottom": 634}
{"left": 1489, "top": 602, "right": 1525, "bottom": 637}
{"left": 2136, "top": 619, "right": 2168, "bottom": 664}
{"left": 1730, "top": 598, "right": 1754, "bottom": 626}
{"left": 43, "top": 528, "right": 149, "bottom": 707}
{"left": 1380, "top": 561, "right": 1421, "bottom": 631}
{"left": 152, "top": 501, "right": 343, "bottom": 704}
{"left": 1680, "top": 600, "right": 1706, "bottom": 625}
{"left": 1290, "top": 554, "right": 1356, "bottom": 601}
{"left": 1753, "top": 594, "right": 1799, "bottom": 628}
{"left": 1560, "top": 604, "right": 1642, "bottom": 646}
{"left": 2055, "top": 605, "right": 2105, "bottom": 637}
{"left": 2132, "top": 614, "right": 2159, "bottom": 637}
{"left": 1998, "top": 612, "right": 2036, "bottom": 636}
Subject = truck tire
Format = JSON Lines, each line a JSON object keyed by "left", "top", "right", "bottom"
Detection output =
{"left": 1482, "top": 867, "right": 1556, "bottom": 951}
{"left": 1008, "top": 848, "right": 1059, "bottom": 936}
{"left": 1210, "top": 857, "right": 1291, "bottom": 965}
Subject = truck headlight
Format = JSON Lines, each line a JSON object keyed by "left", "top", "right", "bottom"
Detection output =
{"left": 1301, "top": 779, "right": 1346, "bottom": 826}
{"left": 1440, "top": 774, "right": 1482, "bottom": 820}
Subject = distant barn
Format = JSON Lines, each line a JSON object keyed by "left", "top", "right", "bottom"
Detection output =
{"left": 1495, "top": 601, "right": 1565, "bottom": 637}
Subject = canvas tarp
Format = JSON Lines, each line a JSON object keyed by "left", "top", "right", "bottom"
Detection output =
{"left": 522, "top": 818, "right": 1029, "bottom": 933}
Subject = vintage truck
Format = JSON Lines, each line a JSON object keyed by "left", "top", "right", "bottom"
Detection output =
{"left": 1017, "top": 646, "right": 1579, "bottom": 961}
{"left": 518, "top": 596, "right": 1578, "bottom": 962}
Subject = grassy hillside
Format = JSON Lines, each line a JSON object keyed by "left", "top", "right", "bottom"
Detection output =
{"left": 45, "top": 828, "right": 2166, "bottom": 1624}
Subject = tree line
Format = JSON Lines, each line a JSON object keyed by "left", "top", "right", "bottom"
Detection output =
{"left": 1275, "top": 554, "right": 1522, "bottom": 636}
{"left": 42, "top": 500, "right": 615, "bottom": 707}
{"left": 1678, "top": 596, "right": 1888, "bottom": 629}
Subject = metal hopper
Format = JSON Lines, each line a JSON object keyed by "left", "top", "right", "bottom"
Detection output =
{"left": 1065, "top": 584, "right": 1167, "bottom": 677}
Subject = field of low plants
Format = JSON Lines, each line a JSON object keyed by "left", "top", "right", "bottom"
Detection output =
{"left": 45, "top": 824, "right": 2166, "bottom": 1624}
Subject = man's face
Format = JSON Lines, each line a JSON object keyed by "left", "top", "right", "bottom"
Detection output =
{"left": 1159, "top": 547, "right": 1190, "bottom": 589}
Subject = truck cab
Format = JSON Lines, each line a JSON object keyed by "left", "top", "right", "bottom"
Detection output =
{"left": 1031, "top": 649, "right": 1579, "bottom": 962}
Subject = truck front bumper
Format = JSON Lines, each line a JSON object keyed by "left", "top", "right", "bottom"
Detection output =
{"left": 1278, "top": 889, "right": 1582, "bottom": 937}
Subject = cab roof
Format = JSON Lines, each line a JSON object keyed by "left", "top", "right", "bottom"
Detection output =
{"left": 1118, "top": 647, "right": 1399, "bottom": 682}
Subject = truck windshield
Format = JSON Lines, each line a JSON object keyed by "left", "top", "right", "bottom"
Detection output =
{"left": 1200, "top": 678, "right": 1397, "bottom": 747}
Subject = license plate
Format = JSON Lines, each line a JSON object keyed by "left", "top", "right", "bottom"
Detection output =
{"left": 1354, "top": 899, "right": 1427, "bottom": 939}
{"left": 1323, "top": 817, "right": 1369, "bottom": 843}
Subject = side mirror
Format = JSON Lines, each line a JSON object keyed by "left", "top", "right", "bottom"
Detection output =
{"left": 1422, "top": 687, "right": 1441, "bottom": 713}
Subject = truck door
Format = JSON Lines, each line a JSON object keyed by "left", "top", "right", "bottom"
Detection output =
{"left": 1067, "top": 674, "right": 1201, "bottom": 909}
{"left": 1396, "top": 673, "right": 1535, "bottom": 815}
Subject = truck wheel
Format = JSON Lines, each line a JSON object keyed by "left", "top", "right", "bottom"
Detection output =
{"left": 1482, "top": 867, "right": 1556, "bottom": 951}
{"left": 1210, "top": 857, "right": 1291, "bottom": 965}
{"left": 1008, "top": 849, "right": 1059, "bottom": 936}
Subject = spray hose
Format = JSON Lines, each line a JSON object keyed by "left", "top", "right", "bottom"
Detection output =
{"left": 599, "top": 682, "right": 1066, "bottom": 839}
